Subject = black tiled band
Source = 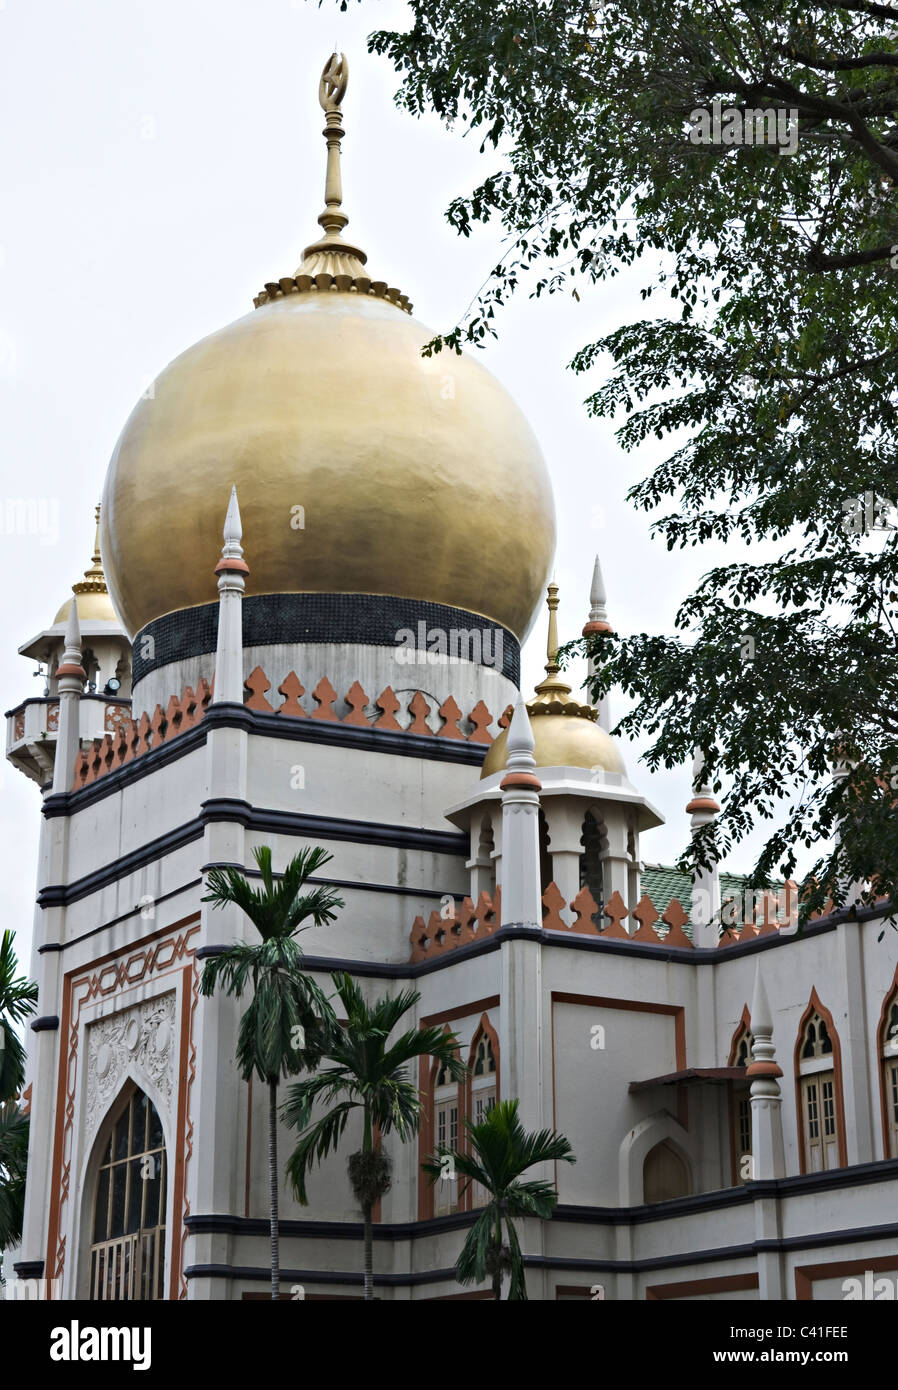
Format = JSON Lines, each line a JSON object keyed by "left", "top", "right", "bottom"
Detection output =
{"left": 132, "top": 593, "right": 520, "bottom": 685}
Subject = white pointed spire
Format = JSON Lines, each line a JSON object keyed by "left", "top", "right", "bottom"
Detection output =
{"left": 212, "top": 486, "right": 249, "bottom": 704}
{"left": 750, "top": 959, "right": 772, "bottom": 1036}
{"left": 589, "top": 554, "right": 608, "bottom": 623}
{"left": 498, "top": 691, "right": 543, "bottom": 928}
{"left": 583, "top": 555, "right": 612, "bottom": 731}
{"left": 222, "top": 485, "right": 243, "bottom": 554}
{"left": 505, "top": 691, "right": 536, "bottom": 771}
{"left": 61, "top": 593, "right": 82, "bottom": 667}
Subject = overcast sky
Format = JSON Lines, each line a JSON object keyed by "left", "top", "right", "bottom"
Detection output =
{"left": 0, "top": 0, "right": 787, "bottom": 972}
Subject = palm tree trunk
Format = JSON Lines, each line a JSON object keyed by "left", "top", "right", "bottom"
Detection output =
{"left": 363, "top": 1200, "right": 374, "bottom": 1301}
{"left": 269, "top": 1077, "right": 280, "bottom": 1300}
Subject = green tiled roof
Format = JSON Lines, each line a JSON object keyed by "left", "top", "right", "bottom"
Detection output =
{"left": 640, "top": 864, "right": 787, "bottom": 941}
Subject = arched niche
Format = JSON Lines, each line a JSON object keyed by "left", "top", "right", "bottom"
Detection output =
{"left": 618, "top": 1110, "right": 695, "bottom": 1206}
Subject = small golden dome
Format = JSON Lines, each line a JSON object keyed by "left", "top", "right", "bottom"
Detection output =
{"left": 481, "top": 582, "right": 626, "bottom": 778}
{"left": 481, "top": 715, "right": 626, "bottom": 778}
{"left": 100, "top": 57, "right": 555, "bottom": 640}
{"left": 54, "top": 506, "right": 120, "bottom": 625}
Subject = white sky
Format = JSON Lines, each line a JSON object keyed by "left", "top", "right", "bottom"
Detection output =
{"left": 0, "top": 0, "right": 784, "bottom": 974}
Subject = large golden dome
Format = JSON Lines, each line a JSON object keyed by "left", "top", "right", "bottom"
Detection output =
{"left": 99, "top": 55, "right": 555, "bottom": 641}
{"left": 100, "top": 293, "right": 554, "bottom": 639}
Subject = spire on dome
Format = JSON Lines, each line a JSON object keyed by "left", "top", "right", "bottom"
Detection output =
{"left": 72, "top": 503, "right": 108, "bottom": 601}
{"left": 529, "top": 583, "right": 596, "bottom": 719}
{"left": 253, "top": 53, "right": 412, "bottom": 313}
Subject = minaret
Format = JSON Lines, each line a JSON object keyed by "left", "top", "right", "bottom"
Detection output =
{"left": 498, "top": 693, "right": 545, "bottom": 1152}
{"left": 745, "top": 962, "right": 787, "bottom": 1299}
{"left": 51, "top": 595, "right": 85, "bottom": 794}
{"left": 499, "top": 692, "right": 543, "bottom": 927}
{"left": 582, "top": 555, "right": 612, "bottom": 731}
{"left": 686, "top": 747, "right": 721, "bottom": 948}
{"left": 212, "top": 487, "right": 248, "bottom": 705}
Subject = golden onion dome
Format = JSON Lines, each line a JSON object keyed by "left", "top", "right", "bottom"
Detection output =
{"left": 481, "top": 583, "right": 626, "bottom": 778}
{"left": 54, "top": 506, "right": 120, "bottom": 625}
{"left": 99, "top": 55, "right": 555, "bottom": 641}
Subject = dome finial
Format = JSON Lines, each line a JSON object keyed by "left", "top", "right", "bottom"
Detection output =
{"left": 531, "top": 582, "right": 583, "bottom": 709}
{"left": 296, "top": 53, "right": 368, "bottom": 277}
{"left": 253, "top": 52, "right": 413, "bottom": 311}
{"left": 72, "top": 502, "right": 108, "bottom": 598}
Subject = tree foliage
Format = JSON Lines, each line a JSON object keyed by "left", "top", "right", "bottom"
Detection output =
{"left": 332, "top": 0, "right": 898, "bottom": 916}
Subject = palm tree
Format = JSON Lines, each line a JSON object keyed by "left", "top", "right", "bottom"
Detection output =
{"left": 424, "top": 1098, "right": 575, "bottom": 1300}
{"left": 0, "top": 929, "right": 38, "bottom": 1261}
{"left": 282, "top": 972, "right": 467, "bottom": 1300}
{"left": 201, "top": 845, "right": 344, "bottom": 1300}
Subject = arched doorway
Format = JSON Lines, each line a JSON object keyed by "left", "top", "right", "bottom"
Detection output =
{"left": 89, "top": 1086, "right": 167, "bottom": 1300}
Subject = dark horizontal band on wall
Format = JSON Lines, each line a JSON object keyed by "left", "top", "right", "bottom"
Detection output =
{"left": 12, "top": 1261, "right": 45, "bottom": 1280}
{"left": 200, "top": 864, "right": 454, "bottom": 903}
{"left": 29, "top": 1015, "right": 59, "bottom": 1032}
{"left": 38, "top": 881, "right": 203, "bottom": 954}
{"left": 187, "top": 1161, "right": 898, "bottom": 1249}
{"left": 42, "top": 701, "right": 488, "bottom": 816}
{"left": 183, "top": 1263, "right": 460, "bottom": 1289}
{"left": 132, "top": 593, "right": 520, "bottom": 685}
{"left": 183, "top": 1215, "right": 898, "bottom": 1287}
{"left": 37, "top": 804, "right": 467, "bottom": 908}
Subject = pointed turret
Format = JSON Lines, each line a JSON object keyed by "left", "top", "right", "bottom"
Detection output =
{"left": 212, "top": 487, "right": 249, "bottom": 705}
{"left": 499, "top": 693, "right": 543, "bottom": 928}
{"left": 686, "top": 747, "right": 722, "bottom": 947}
{"left": 51, "top": 595, "right": 86, "bottom": 793}
{"left": 582, "top": 555, "right": 612, "bottom": 730}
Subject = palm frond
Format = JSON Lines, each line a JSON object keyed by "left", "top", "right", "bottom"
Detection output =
{"left": 284, "top": 1101, "right": 356, "bottom": 1205}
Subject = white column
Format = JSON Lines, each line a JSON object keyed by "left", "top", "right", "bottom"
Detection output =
{"left": 747, "top": 963, "right": 787, "bottom": 1299}
{"left": 498, "top": 694, "right": 542, "bottom": 928}
{"left": 687, "top": 748, "right": 721, "bottom": 948}
{"left": 51, "top": 596, "right": 85, "bottom": 794}
{"left": 212, "top": 486, "right": 248, "bottom": 705}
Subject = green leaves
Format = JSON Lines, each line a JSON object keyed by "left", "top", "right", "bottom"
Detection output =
{"left": 282, "top": 974, "right": 465, "bottom": 1206}
{"left": 200, "top": 847, "right": 343, "bottom": 1082}
{"left": 426, "top": 1098, "right": 575, "bottom": 1298}
{"left": 350, "top": 0, "right": 898, "bottom": 906}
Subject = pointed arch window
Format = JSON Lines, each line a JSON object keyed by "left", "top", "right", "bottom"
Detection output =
{"left": 90, "top": 1087, "right": 166, "bottom": 1300}
{"left": 880, "top": 990, "right": 898, "bottom": 1159}
{"left": 796, "top": 1000, "right": 844, "bottom": 1174}
{"left": 432, "top": 1053, "right": 461, "bottom": 1217}
{"left": 467, "top": 1018, "right": 499, "bottom": 1209}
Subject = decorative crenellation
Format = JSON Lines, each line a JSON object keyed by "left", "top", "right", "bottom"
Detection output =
{"left": 408, "top": 878, "right": 816, "bottom": 960}
{"left": 73, "top": 678, "right": 214, "bottom": 788}
{"left": 241, "top": 666, "right": 497, "bottom": 742}
{"left": 72, "top": 668, "right": 501, "bottom": 789}
{"left": 410, "top": 889, "right": 502, "bottom": 962}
